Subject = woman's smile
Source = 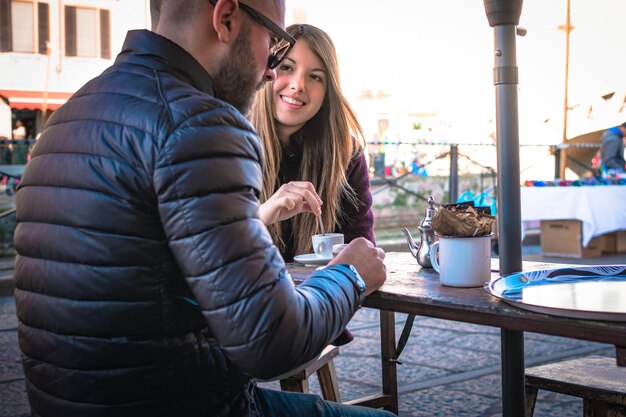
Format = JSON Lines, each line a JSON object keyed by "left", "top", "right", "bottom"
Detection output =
{"left": 280, "top": 95, "right": 305, "bottom": 107}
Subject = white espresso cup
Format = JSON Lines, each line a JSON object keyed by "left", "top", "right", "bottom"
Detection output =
{"left": 429, "top": 234, "right": 493, "bottom": 287}
{"left": 312, "top": 233, "right": 344, "bottom": 259}
{"left": 332, "top": 243, "right": 349, "bottom": 257}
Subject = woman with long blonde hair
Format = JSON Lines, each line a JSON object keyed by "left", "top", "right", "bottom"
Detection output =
{"left": 252, "top": 24, "right": 374, "bottom": 262}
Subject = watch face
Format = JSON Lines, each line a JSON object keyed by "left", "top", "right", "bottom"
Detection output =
{"left": 332, "top": 264, "right": 366, "bottom": 295}
{"left": 347, "top": 265, "right": 366, "bottom": 292}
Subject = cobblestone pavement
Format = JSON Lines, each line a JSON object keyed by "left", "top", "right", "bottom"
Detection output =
{"left": 258, "top": 308, "right": 613, "bottom": 417}
{"left": 2, "top": 289, "right": 615, "bottom": 417}
{"left": 0, "top": 295, "right": 28, "bottom": 417}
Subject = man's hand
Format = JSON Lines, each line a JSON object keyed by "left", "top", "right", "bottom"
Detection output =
{"left": 329, "top": 237, "right": 386, "bottom": 296}
{"left": 259, "top": 181, "right": 323, "bottom": 225}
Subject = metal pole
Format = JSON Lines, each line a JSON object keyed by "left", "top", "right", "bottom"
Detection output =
{"left": 553, "top": 146, "right": 562, "bottom": 179}
{"left": 483, "top": 1, "right": 524, "bottom": 416}
{"left": 559, "top": 0, "right": 572, "bottom": 178}
{"left": 449, "top": 144, "right": 459, "bottom": 203}
{"left": 486, "top": 10, "right": 523, "bottom": 283}
{"left": 501, "top": 330, "right": 525, "bottom": 416}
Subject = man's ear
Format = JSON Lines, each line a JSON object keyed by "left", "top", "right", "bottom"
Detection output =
{"left": 212, "top": 0, "right": 242, "bottom": 44}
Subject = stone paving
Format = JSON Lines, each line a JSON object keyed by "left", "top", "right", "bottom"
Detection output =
{"left": 257, "top": 309, "right": 613, "bottom": 417}
{"left": 0, "top": 276, "right": 617, "bottom": 417}
{"left": 0, "top": 296, "right": 29, "bottom": 417}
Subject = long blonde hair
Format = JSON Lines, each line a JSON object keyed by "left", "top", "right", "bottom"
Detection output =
{"left": 250, "top": 24, "right": 365, "bottom": 256}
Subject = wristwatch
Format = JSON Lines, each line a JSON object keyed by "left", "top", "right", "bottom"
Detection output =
{"left": 334, "top": 263, "right": 366, "bottom": 299}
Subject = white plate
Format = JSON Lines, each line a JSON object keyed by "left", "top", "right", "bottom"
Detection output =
{"left": 484, "top": 265, "right": 626, "bottom": 321}
{"left": 294, "top": 253, "right": 332, "bottom": 266}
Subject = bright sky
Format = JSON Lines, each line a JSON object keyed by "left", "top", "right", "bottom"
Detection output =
{"left": 285, "top": 0, "right": 626, "bottom": 144}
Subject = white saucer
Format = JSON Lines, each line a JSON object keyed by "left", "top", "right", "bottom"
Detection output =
{"left": 294, "top": 253, "right": 332, "bottom": 266}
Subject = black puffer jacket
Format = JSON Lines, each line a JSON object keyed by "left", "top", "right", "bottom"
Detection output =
{"left": 14, "top": 30, "right": 365, "bottom": 417}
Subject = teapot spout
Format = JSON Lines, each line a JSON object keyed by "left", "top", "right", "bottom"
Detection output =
{"left": 402, "top": 227, "right": 420, "bottom": 259}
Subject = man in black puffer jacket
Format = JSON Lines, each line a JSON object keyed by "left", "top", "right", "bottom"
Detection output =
{"left": 13, "top": 1, "right": 390, "bottom": 416}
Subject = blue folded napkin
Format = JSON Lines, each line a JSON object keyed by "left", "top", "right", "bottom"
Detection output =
{"left": 501, "top": 275, "right": 626, "bottom": 297}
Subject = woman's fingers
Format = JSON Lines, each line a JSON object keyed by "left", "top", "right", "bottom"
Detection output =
{"left": 262, "top": 182, "right": 324, "bottom": 224}
{"left": 284, "top": 182, "right": 322, "bottom": 216}
{"left": 293, "top": 181, "right": 323, "bottom": 206}
{"left": 277, "top": 196, "right": 298, "bottom": 212}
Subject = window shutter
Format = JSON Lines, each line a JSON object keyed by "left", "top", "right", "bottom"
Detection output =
{"left": 38, "top": 2, "right": 49, "bottom": 54}
{"left": 0, "top": 0, "right": 12, "bottom": 52}
{"left": 99, "top": 9, "right": 110, "bottom": 59}
{"left": 65, "top": 5, "right": 76, "bottom": 56}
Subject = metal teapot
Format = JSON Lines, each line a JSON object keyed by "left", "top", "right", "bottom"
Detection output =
{"left": 402, "top": 196, "right": 438, "bottom": 268}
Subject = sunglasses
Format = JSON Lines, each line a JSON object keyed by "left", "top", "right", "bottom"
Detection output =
{"left": 209, "top": 0, "right": 296, "bottom": 69}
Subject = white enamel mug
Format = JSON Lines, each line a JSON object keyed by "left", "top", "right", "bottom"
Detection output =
{"left": 429, "top": 234, "right": 492, "bottom": 287}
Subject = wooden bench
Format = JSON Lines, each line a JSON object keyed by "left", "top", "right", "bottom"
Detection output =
{"left": 279, "top": 345, "right": 341, "bottom": 402}
{"left": 525, "top": 355, "right": 626, "bottom": 417}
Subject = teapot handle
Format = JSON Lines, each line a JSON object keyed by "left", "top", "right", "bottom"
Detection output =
{"left": 429, "top": 242, "right": 440, "bottom": 273}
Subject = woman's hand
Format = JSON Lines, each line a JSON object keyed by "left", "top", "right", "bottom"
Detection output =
{"left": 259, "top": 181, "right": 323, "bottom": 225}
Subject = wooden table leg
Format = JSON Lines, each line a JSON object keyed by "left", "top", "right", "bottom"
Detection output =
{"left": 380, "top": 310, "right": 398, "bottom": 414}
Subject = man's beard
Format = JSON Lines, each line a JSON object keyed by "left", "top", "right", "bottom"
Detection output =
{"left": 214, "top": 28, "right": 264, "bottom": 114}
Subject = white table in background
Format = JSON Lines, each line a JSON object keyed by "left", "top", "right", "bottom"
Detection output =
{"left": 520, "top": 185, "right": 626, "bottom": 246}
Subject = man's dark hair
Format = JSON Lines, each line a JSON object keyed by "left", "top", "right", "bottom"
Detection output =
{"left": 621, "top": 121, "right": 626, "bottom": 128}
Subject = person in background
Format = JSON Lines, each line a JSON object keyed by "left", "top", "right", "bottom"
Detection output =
{"left": 13, "top": 1, "right": 389, "bottom": 416}
{"left": 251, "top": 24, "right": 375, "bottom": 263}
{"left": 11, "top": 119, "right": 29, "bottom": 165}
{"left": 12, "top": 119, "right": 26, "bottom": 139}
{"left": 410, "top": 155, "right": 428, "bottom": 177}
{"left": 600, "top": 121, "right": 626, "bottom": 173}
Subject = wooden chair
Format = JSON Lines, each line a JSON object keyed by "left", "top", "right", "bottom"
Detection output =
{"left": 525, "top": 355, "right": 626, "bottom": 417}
{"left": 279, "top": 345, "right": 341, "bottom": 402}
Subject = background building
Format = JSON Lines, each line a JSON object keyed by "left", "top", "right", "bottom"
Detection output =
{"left": 0, "top": 0, "right": 149, "bottom": 138}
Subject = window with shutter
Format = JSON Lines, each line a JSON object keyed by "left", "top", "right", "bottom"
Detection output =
{"left": 65, "top": 5, "right": 76, "bottom": 56}
{"left": 11, "top": 1, "right": 34, "bottom": 52}
{"left": 1, "top": 1, "right": 51, "bottom": 54}
{"left": 0, "top": 0, "right": 12, "bottom": 52}
{"left": 75, "top": 7, "right": 97, "bottom": 57}
{"left": 64, "top": 5, "right": 110, "bottom": 59}
{"left": 99, "top": 9, "right": 110, "bottom": 59}
{"left": 37, "top": 2, "right": 48, "bottom": 54}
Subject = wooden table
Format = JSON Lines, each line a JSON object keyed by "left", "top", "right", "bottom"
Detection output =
{"left": 288, "top": 252, "right": 626, "bottom": 416}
